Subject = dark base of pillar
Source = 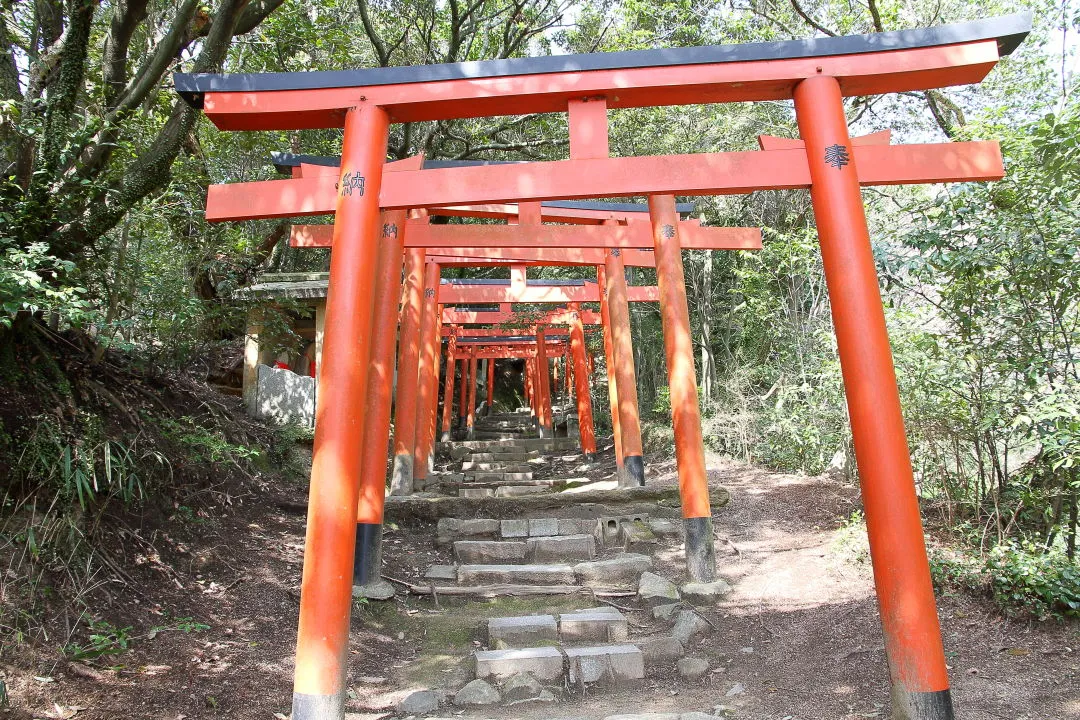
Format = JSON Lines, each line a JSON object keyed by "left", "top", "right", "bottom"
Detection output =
{"left": 583, "top": 453, "right": 596, "bottom": 463}
{"left": 353, "top": 522, "right": 382, "bottom": 586}
{"left": 458, "top": 416, "right": 467, "bottom": 430}
{"left": 684, "top": 516, "right": 717, "bottom": 582}
{"left": 292, "top": 691, "right": 344, "bottom": 720}
{"left": 892, "top": 687, "right": 955, "bottom": 720}
{"left": 624, "top": 455, "right": 645, "bottom": 487}
{"left": 539, "top": 425, "right": 552, "bottom": 439}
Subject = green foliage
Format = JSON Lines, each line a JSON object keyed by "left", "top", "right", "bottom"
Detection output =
{"left": 63, "top": 616, "right": 133, "bottom": 661}
{"left": 931, "top": 542, "right": 1080, "bottom": 619}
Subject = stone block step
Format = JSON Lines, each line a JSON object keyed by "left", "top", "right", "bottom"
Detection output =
{"left": 436, "top": 517, "right": 596, "bottom": 545}
{"left": 462, "top": 451, "right": 540, "bottom": 462}
{"left": 559, "top": 607, "right": 629, "bottom": 643}
{"left": 566, "top": 644, "right": 644, "bottom": 685}
{"left": 461, "top": 461, "right": 534, "bottom": 472}
{"left": 473, "top": 431, "right": 537, "bottom": 441}
{"left": 453, "top": 534, "right": 596, "bottom": 564}
{"left": 475, "top": 647, "right": 563, "bottom": 681}
{"left": 467, "top": 471, "right": 534, "bottom": 483}
{"left": 486, "top": 615, "right": 558, "bottom": 649}
{"left": 573, "top": 554, "right": 653, "bottom": 589}
{"left": 458, "top": 563, "right": 575, "bottom": 585}
{"left": 494, "top": 485, "right": 550, "bottom": 497}
{"left": 440, "top": 437, "right": 579, "bottom": 453}
{"left": 475, "top": 644, "right": 643, "bottom": 685}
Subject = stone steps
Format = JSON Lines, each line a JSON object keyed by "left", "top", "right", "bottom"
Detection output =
{"left": 429, "top": 553, "right": 653, "bottom": 590}
{"left": 459, "top": 485, "right": 551, "bottom": 498}
{"left": 453, "top": 534, "right": 596, "bottom": 564}
{"left": 461, "top": 461, "right": 534, "bottom": 472}
{"left": 441, "top": 437, "right": 579, "bottom": 453}
{"left": 487, "top": 607, "right": 629, "bottom": 648}
{"left": 475, "top": 643, "right": 644, "bottom": 685}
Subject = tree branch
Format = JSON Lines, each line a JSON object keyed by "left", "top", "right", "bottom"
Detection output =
{"left": 357, "top": 0, "right": 391, "bottom": 66}
{"left": 789, "top": 0, "right": 836, "bottom": 37}
{"left": 102, "top": 0, "right": 150, "bottom": 107}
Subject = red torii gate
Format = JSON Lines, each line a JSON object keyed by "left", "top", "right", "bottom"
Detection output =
{"left": 177, "top": 14, "right": 1030, "bottom": 720}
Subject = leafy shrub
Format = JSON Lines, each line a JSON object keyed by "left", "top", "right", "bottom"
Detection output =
{"left": 930, "top": 542, "right": 1080, "bottom": 619}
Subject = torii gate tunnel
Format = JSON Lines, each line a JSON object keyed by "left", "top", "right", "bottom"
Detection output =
{"left": 177, "top": 13, "right": 1030, "bottom": 720}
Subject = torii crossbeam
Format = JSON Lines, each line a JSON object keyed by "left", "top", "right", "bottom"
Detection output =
{"left": 177, "top": 14, "right": 1031, "bottom": 720}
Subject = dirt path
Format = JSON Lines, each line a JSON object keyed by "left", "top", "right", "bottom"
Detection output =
{"left": 3, "top": 454, "right": 1077, "bottom": 719}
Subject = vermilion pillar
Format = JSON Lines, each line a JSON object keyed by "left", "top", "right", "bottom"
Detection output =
{"left": 795, "top": 75, "right": 953, "bottom": 720}
{"left": 440, "top": 333, "right": 458, "bottom": 442}
{"left": 389, "top": 248, "right": 426, "bottom": 495}
{"left": 604, "top": 245, "right": 646, "bottom": 486}
{"left": 412, "top": 263, "right": 441, "bottom": 487}
{"left": 292, "top": 103, "right": 388, "bottom": 720}
{"left": 597, "top": 265, "right": 625, "bottom": 480}
{"left": 536, "top": 327, "right": 553, "bottom": 438}
{"left": 525, "top": 358, "right": 536, "bottom": 420}
{"left": 486, "top": 359, "right": 495, "bottom": 413}
{"left": 648, "top": 194, "right": 716, "bottom": 583}
{"left": 569, "top": 304, "right": 597, "bottom": 461}
{"left": 458, "top": 356, "right": 468, "bottom": 431}
{"left": 352, "top": 209, "right": 407, "bottom": 601}
{"left": 466, "top": 356, "right": 479, "bottom": 439}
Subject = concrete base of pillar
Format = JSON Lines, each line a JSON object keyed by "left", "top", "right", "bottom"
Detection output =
{"left": 538, "top": 425, "right": 553, "bottom": 439}
{"left": 684, "top": 516, "right": 717, "bottom": 583}
{"left": 467, "top": 427, "right": 475, "bottom": 440}
{"left": 351, "top": 579, "right": 395, "bottom": 601}
{"left": 389, "top": 454, "right": 413, "bottom": 496}
{"left": 292, "top": 692, "right": 344, "bottom": 720}
{"left": 440, "top": 430, "right": 451, "bottom": 442}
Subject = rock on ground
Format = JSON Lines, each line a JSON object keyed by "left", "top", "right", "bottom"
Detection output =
{"left": 397, "top": 689, "right": 439, "bottom": 714}
{"left": 500, "top": 672, "right": 543, "bottom": 703}
{"left": 638, "top": 571, "right": 680, "bottom": 605}
{"left": 640, "top": 636, "right": 685, "bottom": 667}
{"left": 672, "top": 609, "right": 711, "bottom": 647}
{"left": 453, "top": 679, "right": 501, "bottom": 706}
{"left": 677, "top": 656, "right": 710, "bottom": 680}
{"left": 680, "top": 579, "right": 732, "bottom": 605}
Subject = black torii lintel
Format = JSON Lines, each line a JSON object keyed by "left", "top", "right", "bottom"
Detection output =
{"left": 175, "top": 14, "right": 1030, "bottom": 107}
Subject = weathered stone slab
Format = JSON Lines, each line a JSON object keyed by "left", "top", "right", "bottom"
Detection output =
{"left": 558, "top": 609, "right": 628, "bottom": 642}
{"left": 454, "top": 540, "right": 528, "bottom": 565}
{"left": 528, "top": 518, "right": 559, "bottom": 537}
{"left": 672, "top": 610, "right": 711, "bottom": 647}
{"left": 495, "top": 485, "right": 548, "bottom": 497}
{"left": 680, "top": 579, "right": 733, "bottom": 605}
{"left": 501, "top": 519, "right": 529, "bottom": 538}
{"left": 471, "top": 471, "right": 534, "bottom": 483}
{"left": 438, "top": 517, "right": 500, "bottom": 539}
{"left": 424, "top": 565, "right": 458, "bottom": 582}
{"left": 574, "top": 554, "right": 652, "bottom": 588}
{"left": 647, "top": 518, "right": 682, "bottom": 538}
{"left": 460, "top": 487, "right": 495, "bottom": 499}
{"left": 639, "top": 636, "right": 685, "bottom": 667}
{"left": 565, "top": 645, "right": 644, "bottom": 684}
{"left": 529, "top": 534, "right": 595, "bottom": 563}
{"left": 458, "top": 564, "right": 576, "bottom": 585}
{"left": 638, "top": 572, "right": 681, "bottom": 606}
{"left": 487, "top": 615, "right": 558, "bottom": 649}
{"left": 558, "top": 518, "right": 595, "bottom": 536}
{"left": 619, "top": 520, "right": 658, "bottom": 554}
{"left": 475, "top": 647, "right": 564, "bottom": 681}
{"left": 596, "top": 515, "right": 651, "bottom": 545}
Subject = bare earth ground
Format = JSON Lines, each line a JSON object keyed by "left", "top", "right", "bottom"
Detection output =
{"left": 3, "top": 451, "right": 1078, "bottom": 720}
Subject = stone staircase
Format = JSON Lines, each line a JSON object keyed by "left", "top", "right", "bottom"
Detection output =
{"left": 395, "top": 512, "right": 730, "bottom": 712}
{"left": 429, "top": 408, "right": 586, "bottom": 497}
